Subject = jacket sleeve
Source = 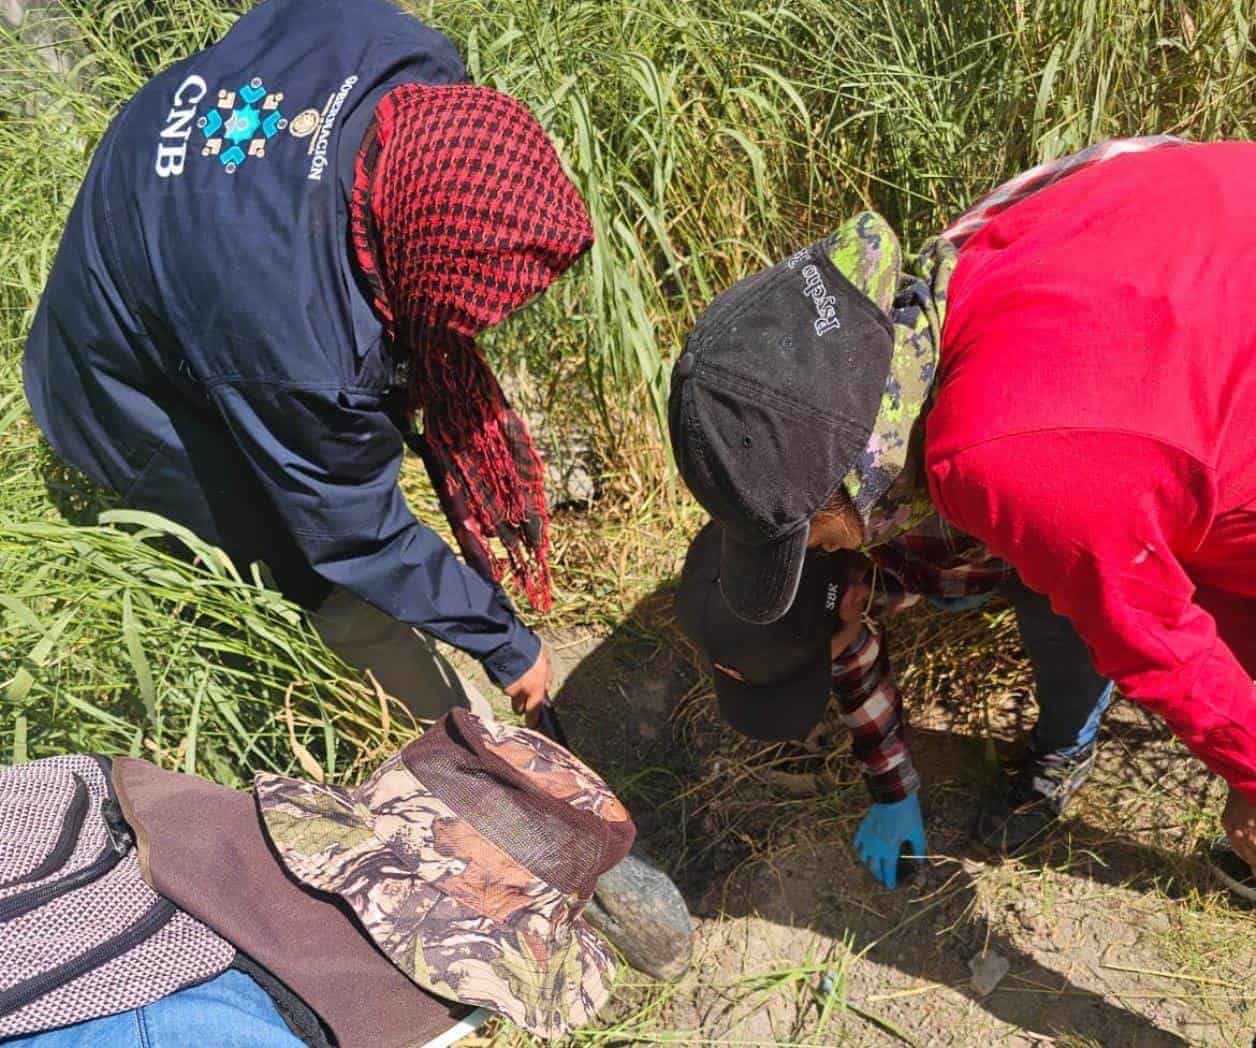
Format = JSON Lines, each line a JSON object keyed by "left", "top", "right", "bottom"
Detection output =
{"left": 209, "top": 381, "right": 540, "bottom": 688}
{"left": 928, "top": 430, "right": 1256, "bottom": 801}
{"left": 831, "top": 624, "right": 920, "bottom": 803}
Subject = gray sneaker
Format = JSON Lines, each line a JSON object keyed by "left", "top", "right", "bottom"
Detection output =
{"left": 975, "top": 744, "right": 1096, "bottom": 852}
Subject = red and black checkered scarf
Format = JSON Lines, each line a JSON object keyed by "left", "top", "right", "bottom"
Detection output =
{"left": 350, "top": 84, "right": 594, "bottom": 612}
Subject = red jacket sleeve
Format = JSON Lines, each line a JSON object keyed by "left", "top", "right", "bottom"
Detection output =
{"left": 928, "top": 430, "right": 1256, "bottom": 801}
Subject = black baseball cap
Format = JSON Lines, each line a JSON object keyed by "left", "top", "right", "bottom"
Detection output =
{"left": 675, "top": 521, "right": 857, "bottom": 742}
{"left": 668, "top": 236, "right": 893, "bottom": 625}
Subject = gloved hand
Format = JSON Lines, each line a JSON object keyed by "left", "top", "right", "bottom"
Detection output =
{"left": 854, "top": 793, "right": 926, "bottom": 889}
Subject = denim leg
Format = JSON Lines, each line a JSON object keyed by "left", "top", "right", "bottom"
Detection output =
{"left": 0, "top": 973, "right": 305, "bottom": 1048}
{"left": 137, "top": 970, "right": 305, "bottom": 1048}
{"left": 0, "top": 1010, "right": 141, "bottom": 1047}
{"left": 1001, "top": 574, "right": 1113, "bottom": 755}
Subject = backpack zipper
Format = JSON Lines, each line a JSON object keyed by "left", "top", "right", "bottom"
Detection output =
{"left": 0, "top": 774, "right": 89, "bottom": 891}
{"left": 0, "top": 898, "right": 177, "bottom": 1019}
{"left": 0, "top": 759, "right": 132, "bottom": 924}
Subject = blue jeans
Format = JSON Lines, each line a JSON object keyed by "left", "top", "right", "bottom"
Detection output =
{"left": 3, "top": 970, "right": 305, "bottom": 1048}
{"left": 934, "top": 574, "right": 1113, "bottom": 757}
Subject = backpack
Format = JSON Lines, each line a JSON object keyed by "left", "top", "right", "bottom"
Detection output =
{"left": 0, "top": 754, "right": 234, "bottom": 1037}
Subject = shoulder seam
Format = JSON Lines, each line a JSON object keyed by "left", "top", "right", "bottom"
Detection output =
{"left": 929, "top": 427, "right": 1218, "bottom": 476}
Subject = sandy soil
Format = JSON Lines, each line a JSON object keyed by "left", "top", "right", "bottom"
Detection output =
{"left": 462, "top": 592, "right": 1255, "bottom": 1046}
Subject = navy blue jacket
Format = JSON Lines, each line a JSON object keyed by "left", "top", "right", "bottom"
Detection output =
{"left": 23, "top": 0, "right": 539, "bottom": 686}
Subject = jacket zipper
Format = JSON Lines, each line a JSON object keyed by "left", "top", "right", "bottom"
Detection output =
{"left": 0, "top": 898, "right": 177, "bottom": 1019}
{"left": 0, "top": 775, "right": 89, "bottom": 891}
{"left": 0, "top": 758, "right": 131, "bottom": 924}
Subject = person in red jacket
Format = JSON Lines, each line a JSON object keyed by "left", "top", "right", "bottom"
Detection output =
{"left": 669, "top": 138, "right": 1256, "bottom": 875}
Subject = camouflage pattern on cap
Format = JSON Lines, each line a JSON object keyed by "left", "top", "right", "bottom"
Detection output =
{"left": 822, "top": 212, "right": 958, "bottom": 547}
{"left": 825, "top": 210, "right": 902, "bottom": 315}
{"left": 255, "top": 713, "right": 631, "bottom": 1039}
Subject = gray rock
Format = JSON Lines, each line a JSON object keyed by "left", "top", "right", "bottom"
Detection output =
{"left": 585, "top": 843, "right": 694, "bottom": 982}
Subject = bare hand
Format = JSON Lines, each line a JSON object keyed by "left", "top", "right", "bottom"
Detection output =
{"left": 1222, "top": 787, "right": 1256, "bottom": 875}
{"left": 830, "top": 581, "right": 870, "bottom": 659}
{"left": 504, "top": 644, "right": 553, "bottom": 728}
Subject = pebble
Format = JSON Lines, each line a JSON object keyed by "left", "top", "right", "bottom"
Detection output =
{"left": 968, "top": 950, "right": 1010, "bottom": 996}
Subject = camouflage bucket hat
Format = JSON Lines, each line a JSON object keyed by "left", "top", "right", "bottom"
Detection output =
{"left": 827, "top": 211, "right": 957, "bottom": 547}
{"left": 255, "top": 709, "right": 635, "bottom": 1040}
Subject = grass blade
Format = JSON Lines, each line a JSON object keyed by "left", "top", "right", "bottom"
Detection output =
{"left": 121, "top": 589, "right": 157, "bottom": 725}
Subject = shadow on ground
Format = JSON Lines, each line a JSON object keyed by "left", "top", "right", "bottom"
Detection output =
{"left": 42, "top": 434, "right": 1245, "bottom": 1043}
{"left": 38, "top": 441, "right": 120, "bottom": 525}
{"left": 548, "top": 582, "right": 1253, "bottom": 1047}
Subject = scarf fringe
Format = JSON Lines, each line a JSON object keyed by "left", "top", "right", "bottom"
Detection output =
{"left": 349, "top": 83, "right": 594, "bottom": 614}
{"left": 412, "top": 328, "right": 553, "bottom": 612}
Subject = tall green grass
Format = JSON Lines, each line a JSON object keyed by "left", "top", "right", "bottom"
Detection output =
{"left": 1, "top": 0, "right": 1253, "bottom": 785}
{"left": 447, "top": 0, "right": 1254, "bottom": 436}
{"left": 0, "top": 512, "right": 419, "bottom": 784}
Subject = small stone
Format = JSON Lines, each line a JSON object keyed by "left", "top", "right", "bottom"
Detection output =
{"left": 818, "top": 970, "right": 838, "bottom": 996}
{"left": 968, "top": 950, "right": 1010, "bottom": 996}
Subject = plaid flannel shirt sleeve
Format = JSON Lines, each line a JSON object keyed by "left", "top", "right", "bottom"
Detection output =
{"left": 868, "top": 515, "right": 1014, "bottom": 606}
{"left": 829, "top": 515, "right": 1014, "bottom": 804}
{"left": 831, "top": 624, "right": 920, "bottom": 804}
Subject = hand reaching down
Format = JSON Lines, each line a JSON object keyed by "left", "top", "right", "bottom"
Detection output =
{"left": 504, "top": 644, "right": 554, "bottom": 728}
{"left": 854, "top": 793, "right": 927, "bottom": 890}
{"left": 1222, "top": 787, "right": 1256, "bottom": 876}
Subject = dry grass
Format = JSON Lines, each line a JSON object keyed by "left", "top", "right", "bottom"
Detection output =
{"left": 2, "top": 0, "right": 1255, "bottom": 1043}
{"left": 640, "top": 600, "right": 1256, "bottom": 1045}
{"left": 447, "top": 589, "right": 1256, "bottom": 1044}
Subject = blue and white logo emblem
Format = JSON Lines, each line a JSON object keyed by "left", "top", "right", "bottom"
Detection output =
{"left": 197, "top": 77, "right": 288, "bottom": 174}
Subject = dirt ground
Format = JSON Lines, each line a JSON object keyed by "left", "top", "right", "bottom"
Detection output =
{"left": 464, "top": 587, "right": 1256, "bottom": 1047}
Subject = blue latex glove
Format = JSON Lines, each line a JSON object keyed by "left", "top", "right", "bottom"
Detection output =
{"left": 854, "top": 794, "right": 926, "bottom": 889}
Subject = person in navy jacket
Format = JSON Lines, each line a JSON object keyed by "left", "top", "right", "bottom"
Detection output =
{"left": 23, "top": 0, "right": 594, "bottom": 723}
